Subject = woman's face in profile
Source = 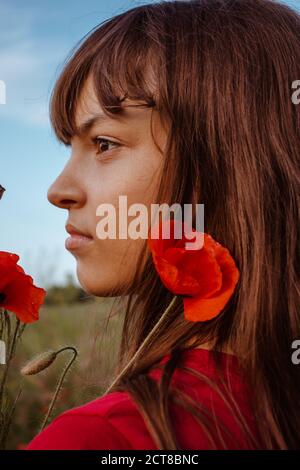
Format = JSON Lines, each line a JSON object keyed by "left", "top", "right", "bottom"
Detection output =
{"left": 47, "top": 76, "right": 167, "bottom": 296}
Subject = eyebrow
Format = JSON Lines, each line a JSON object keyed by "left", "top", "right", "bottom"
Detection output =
{"left": 75, "top": 113, "right": 121, "bottom": 136}
{"left": 74, "top": 102, "right": 156, "bottom": 137}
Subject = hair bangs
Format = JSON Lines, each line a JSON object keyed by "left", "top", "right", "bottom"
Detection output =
{"left": 49, "top": 6, "right": 160, "bottom": 145}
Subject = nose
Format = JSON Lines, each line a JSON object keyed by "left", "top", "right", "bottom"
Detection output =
{"left": 47, "top": 164, "right": 86, "bottom": 210}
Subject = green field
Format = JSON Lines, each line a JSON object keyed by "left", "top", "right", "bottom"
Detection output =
{"left": 5, "top": 298, "right": 124, "bottom": 450}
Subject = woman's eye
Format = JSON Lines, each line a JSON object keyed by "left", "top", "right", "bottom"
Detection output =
{"left": 93, "top": 137, "right": 120, "bottom": 155}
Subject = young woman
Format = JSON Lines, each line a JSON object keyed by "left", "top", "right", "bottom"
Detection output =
{"left": 26, "top": 0, "right": 300, "bottom": 450}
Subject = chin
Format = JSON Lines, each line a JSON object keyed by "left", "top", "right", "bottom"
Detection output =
{"left": 76, "top": 264, "right": 129, "bottom": 297}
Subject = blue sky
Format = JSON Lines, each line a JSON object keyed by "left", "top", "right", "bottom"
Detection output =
{"left": 0, "top": 0, "right": 299, "bottom": 287}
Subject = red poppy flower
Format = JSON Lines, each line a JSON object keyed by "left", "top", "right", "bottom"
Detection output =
{"left": 147, "top": 219, "right": 240, "bottom": 322}
{"left": 0, "top": 251, "right": 46, "bottom": 323}
{"left": 0, "top": 185, "right": 5, "bottom": 200}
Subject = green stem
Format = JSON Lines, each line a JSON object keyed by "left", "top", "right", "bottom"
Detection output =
{"left": 0, "top": 316, "right": 20, "bottom": 412}
{"left": 105, "top": 295, "right": 178, "bottom": 395}
{"left": 9, "top": 318, "right": 21, "bottom": 359}
{"left": 4, "top": 311, "right": 11, "bottom": 353}
{"left": 0, "top": 308, "right": 5, "bottom": 338}
{"left": 0, "top": 382, "right": 23, "bottom": 450}
{"left": 39, "top": 346, "right": 78, "bottom": 433}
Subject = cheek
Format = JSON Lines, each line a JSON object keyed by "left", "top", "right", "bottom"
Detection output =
{"left": 89, "top": 150, "right": 162, "bottom": 231}
{"left": 119, "top": 149, "right": 162, "bottom": 195}
{"left": 77, "top": 148, "right": 162, "bottom": 295}
{"left": 75, "top": 237, "right": 147, "bottom": 296}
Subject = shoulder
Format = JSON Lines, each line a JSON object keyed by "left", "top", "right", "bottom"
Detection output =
{"left": 26, "top": 349, "right": 262, "bottom": 450}
{"left": 26, "top": 390, "right": 156, "bottom": 450}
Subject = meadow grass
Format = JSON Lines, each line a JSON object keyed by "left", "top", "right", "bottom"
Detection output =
{"left": 6, "top": 297, "right": 124, "bottom": 449}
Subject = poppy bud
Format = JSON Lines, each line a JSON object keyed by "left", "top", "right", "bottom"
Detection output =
{"left": 21, "top": 351, "right": 57, "bottom": 375}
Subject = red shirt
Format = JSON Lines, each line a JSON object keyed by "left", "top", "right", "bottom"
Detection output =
{"left": 26, "top": 348, "right": 262, "bottom": 450}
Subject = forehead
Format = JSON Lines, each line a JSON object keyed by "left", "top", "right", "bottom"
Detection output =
{"left": 75, "top": 76, "right": 106, "bottom": 123}
{"left": 74, "top": 75, "right": 153, "bottom": 129}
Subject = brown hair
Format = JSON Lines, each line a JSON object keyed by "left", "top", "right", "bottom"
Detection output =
{"left": 50, "top": 0, "right": 300, "bottom": 449}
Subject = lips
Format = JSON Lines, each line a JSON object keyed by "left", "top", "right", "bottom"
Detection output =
{"left": 65, "top": 223, "right": 93, "bottom": 251}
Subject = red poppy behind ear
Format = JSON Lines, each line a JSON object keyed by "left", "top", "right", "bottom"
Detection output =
{"left": 147, "top": 219, "right": 240, "bottom": 322}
